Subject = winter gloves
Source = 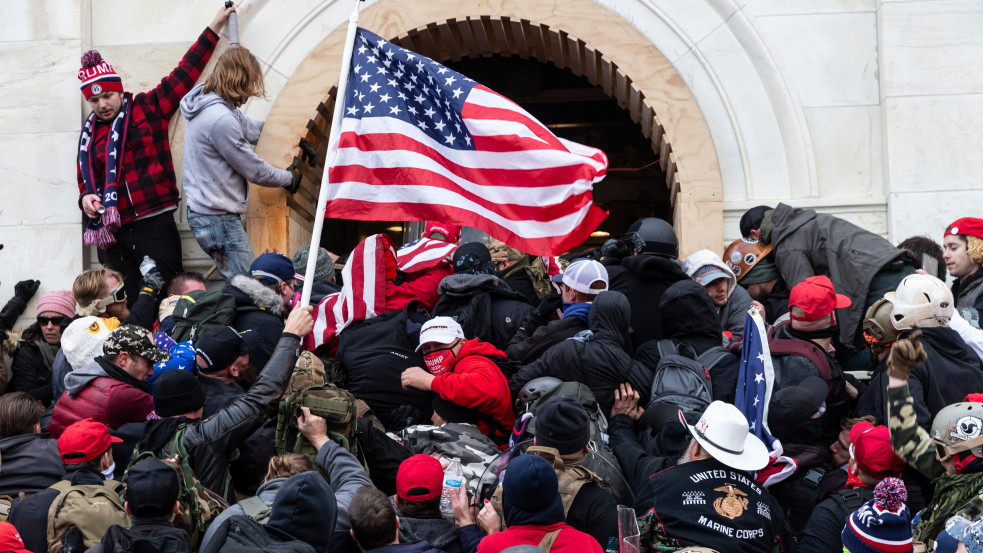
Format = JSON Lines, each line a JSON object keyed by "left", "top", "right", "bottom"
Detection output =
{"left": 0, "top": 279, "right": 41, "bottom": 332}
{"left": 285, "top": 137, "right": 319, "bottom": 195}
{"left": 887, "top": 329, "right": 927, "bottom": 380}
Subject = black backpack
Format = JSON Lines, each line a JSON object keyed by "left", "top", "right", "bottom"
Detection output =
{"left": 647, "top": 339, "right": 713, "bottom": 419}
{"left": 170, "top": 290, "right": 237, "bottom": 344}
{"left": 100, "top": 524, "right": 190, "bottom": 553}
{"left": 213, "top": 515, "right": 314, "bottom": 553}
{"left": 432, "top": 276, "right": 534, "bottom": 350}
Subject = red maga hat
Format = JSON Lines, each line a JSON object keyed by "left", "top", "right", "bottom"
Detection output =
{"left": 944, "top": 217, "right": 983, "bottom": 239}
{"left": 396, "top": 454, "right": 444, "bottom": 502}
{"left": 789, "top": 275, "right": 851, "bottom": 321}
{"left": 850, "top": 422, "right": 905, "bottom": 476}
{"left": 57, "top": 418, "right": 123, "bottom": 465}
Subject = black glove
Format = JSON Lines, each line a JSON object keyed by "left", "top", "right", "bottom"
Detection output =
{"left": 13, "top": 279, "right": 40, "bottom": 302}
{"left": 532, "top": 292, "right": 563, "bottom": 322}
{"left": 299, "top": 137, "right": 319, "bottom": 167}
{"left": 285, "top": 159, "right": 302, "bottom": 195}
{"left": 140, "top": 268, "right": 165, "bottom": 297}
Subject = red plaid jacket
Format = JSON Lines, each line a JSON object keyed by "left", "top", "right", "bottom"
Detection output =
{"left": 77, "top": 28, "right": 219, "bottom": 224}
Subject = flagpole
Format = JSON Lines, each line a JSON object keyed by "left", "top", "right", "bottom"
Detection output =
{"left": 301, "top": 0, "right": 361, "bottom": 307}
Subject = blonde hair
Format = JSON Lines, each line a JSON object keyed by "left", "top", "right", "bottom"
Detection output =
{"left": 263, "top": 453, "right": 314, "bottom": 483}
{"left": 73, "top": 267, "right": 124, "bottom": 308}
{"left": 966, "top": 235, "right": 983, "bottom": 265}
{"left": 203, "top": 48, "right": 266, "bottom": 108}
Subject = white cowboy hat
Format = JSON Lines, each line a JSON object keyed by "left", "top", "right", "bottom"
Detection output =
{"left": 679, "top": 401, "right": 769, "bottom": 472}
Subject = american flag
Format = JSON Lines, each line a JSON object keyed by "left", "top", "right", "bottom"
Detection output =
{"left": 322, "top": 28, "right": 609, "bottom": 256}
{"left": 735, "top": 308, "right": 795, "bottom": 486}
{"left": 397, "top": 237, "right": 457, "bottom": 273}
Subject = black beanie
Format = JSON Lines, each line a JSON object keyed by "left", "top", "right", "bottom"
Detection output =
{"left": 152, "top": 369, "right": 205, "bottom": 417}
{"left": 535, "top": 396, "right": 590, "bottom": 455}
{"left": 433, "top": 397, "right": 481, "bottom": 424}
{"left": 125, "top": 457, "right": 181, "bottom": 518}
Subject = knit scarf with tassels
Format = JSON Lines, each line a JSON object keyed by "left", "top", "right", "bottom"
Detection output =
{"left": 78, "top": 96, "right": 130, "bottom": 249}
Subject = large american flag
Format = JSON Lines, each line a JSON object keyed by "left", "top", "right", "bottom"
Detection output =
{"left": 735, "top": 308, "right": 795, "bottom": 486}
{"left": 322, "top": 28, "right": 609, "bottom": 256}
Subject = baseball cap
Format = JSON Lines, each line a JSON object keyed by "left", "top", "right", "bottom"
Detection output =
{"left": 693, "top": 264, "right": 730, "bottom": 287}
{"left": 550, "top": 260, "right": 608, "bottom": 294}
{"left": 396, "top": 454, "right": 444, "bottom": 501}
{"left": 194, "top": 326, "right": 247, "bottom": 373}
{"left": 57, "top": 418, "right": 123, "bottom": 465}
{"left": 739, "top": 205, "right": 772, "bottom": 238}
{"left": 425, "top": 221, "right": 462, "bottom": 243}
{"left": 789, "top": 275, "right": 851, "bottom": 321}
{"left": 0, "top": 522, "right": 30, "bottom": 553}
{"left": 850, "top": 421, "right": 906, "bottom": 477}
{"left": 452, "top": 242, "right": 494, "bottom": 275}
{"left": 103, "top": 324, "right": 171, "bottom": 364}
{"left": 416, "top": 317, "right": 465, "bottom": 351}
{"left": 251, "top": 252, "right": 295, "bottom": 286}
{"left": 125, "top": 457, "right": 182, "bottom": 518}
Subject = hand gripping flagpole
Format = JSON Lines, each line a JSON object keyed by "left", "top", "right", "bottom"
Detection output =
{"left": 300, "top": 0, "right": 362, "bottom": 307}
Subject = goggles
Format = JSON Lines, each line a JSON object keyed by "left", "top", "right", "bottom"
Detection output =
{"left": 863, "top": 331, "right": 894, "bottom": 349}
{"left": 95, "top": 281, "right": 126, "bottom": 310}
{"left": 933, "top": 434, "right": 983, "bottom": 462}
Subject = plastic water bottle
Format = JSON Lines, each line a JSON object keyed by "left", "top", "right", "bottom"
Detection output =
{"left": 139, "top": 255, "right": 157, "bottom": 277}
{"left": 439, "top": 457, "right": 464, "bottom": 519}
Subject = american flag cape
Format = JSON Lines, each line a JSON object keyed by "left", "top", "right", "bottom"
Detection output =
{"left": 322, "top": 28, "right": 609, "bottom": 256}
{"left": 309, "top": 233, "right": 392, "bottom": 353}
{"left": 397, "top": 237, "right": 456, "bottom": 273}
{"left": 735, "top": 308, "right": 796, "bottom": 487}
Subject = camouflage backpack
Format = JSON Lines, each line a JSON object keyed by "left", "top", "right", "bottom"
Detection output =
{"left": 44, "top": 478, "right": 130, "bottom": 553}
{"left": 275, "top": 383, "right": 363, "bottom": 470}
{"left": 125, "top": 424, "right": 229, "bottom": 546}
{"left": 283, "top": 350, "right": 326, "bottom": 398}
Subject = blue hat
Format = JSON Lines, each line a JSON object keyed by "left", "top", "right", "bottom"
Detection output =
{"left": 251, "top": 252, "right": 295, "bottom": 286}
{"left": 840, "top": 478, "right": 912, "bottom": 553}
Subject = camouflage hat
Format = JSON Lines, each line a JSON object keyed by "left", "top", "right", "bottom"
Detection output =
{"left": 103, "top": 324, "right": 171, "bottom": 364}
{"left": 487, "top": 239, "right": 523, "bottom": 262}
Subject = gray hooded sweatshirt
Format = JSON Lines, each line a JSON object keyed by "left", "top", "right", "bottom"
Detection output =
{"left": 180, "top": 84, "right": 291, "bottom": 215}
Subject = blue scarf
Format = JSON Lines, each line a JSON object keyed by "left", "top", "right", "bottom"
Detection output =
{"left": 78, "top": 97, "right": 130, "bottom": 249}
{"left": 562, "top": 302, "right": 591, "bottom": 324}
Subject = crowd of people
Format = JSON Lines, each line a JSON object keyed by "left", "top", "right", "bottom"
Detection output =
{"left": 4, "top": 5, "right": 983, "bottom": 553}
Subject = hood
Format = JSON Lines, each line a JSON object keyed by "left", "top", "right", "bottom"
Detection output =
{"left": 63, "top": 358, "right": 109, "bottom": 396}
{"left": 179, "top": 83, "right": 229, "bottom": 120}
{"left": 267, "top": 472, "right": 337, "bottom": 553}
{"left": 904, "top": 326, "right": 982, "bottom": 367}
{"left": 620, "top": 254, "right": 689, "bottom": 283}
{"left": 437, "top": 274, "right": 515, "bottom": 297}
{"left": 397, "top": 514, "right": 460, "bottom": 550}
{"left": 769, "top": 203, "right": 816, "bottom": 247}
{"left": 451, "top": 338, "right": 507, "bottom": 367}
{"left": 587, "top": 291, "right": 631, "bottom": 347}
{"left": 682, "top": 249, "right": 736, "bottom": 298}
{"left": 659, "top": 280, "right": 722, "bottom": 355}
{"left": 502, "top": 454, "right": 565, "bottom": 527}
{"left": 226, "top": 275, "right": 284, "bottom": 316}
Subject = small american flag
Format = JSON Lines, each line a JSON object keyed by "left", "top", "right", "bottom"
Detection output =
{"left": 323, "top": 28, "right": 609, "bottom": 256}
{"left": 736, "top": 308, "right": 795, "bottom": 486}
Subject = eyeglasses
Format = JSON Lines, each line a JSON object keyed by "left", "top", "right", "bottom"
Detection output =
{"left": 95, "top": 282, "right": 127, "bottom": 310}
{"left": 37, "top": 316, "right": 66, "bottom": 327}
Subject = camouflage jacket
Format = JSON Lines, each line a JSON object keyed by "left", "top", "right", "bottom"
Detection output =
{"left": 887, "top": 383, "right": 943, "bottom": 479}
{"left": 391, "top": 422, "right": 501, "bottom": 492}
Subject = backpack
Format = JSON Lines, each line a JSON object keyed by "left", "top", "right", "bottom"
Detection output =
{"left": 646, "top": 340, "right": 713, "bottom": 419}
{"left": 696, "top": 346, "right": 741, "bottom": 404}
{"left": 0, "top": 492, "right": 24, "bottom": 523}
{"left": 432, "top": 277, "right": 534, "bottom": 350}
{"left": 44, "top": 477, "right": 130, "bottom": 553}
{"left": 237, "top": 496, "right": 272, "bottom": 525}
{"left": 170, "top": 290, "right": 237, "bottom": 344}
{"left": 275, "top": 383, "right": 362, "bottom": 470}
{"left": 215, "top": 515, "right": 315, "bottom": 553}
{"left": 125, "top": 424, "right": 230, "bottom": 546}
{"left": 282, "top": 351, "right": 325, "bottom": 399}
{"left": 99, "top": 524, "right": 190, "bottom": 553}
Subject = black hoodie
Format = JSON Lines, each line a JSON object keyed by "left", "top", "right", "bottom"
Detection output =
{"left": 634, "top": 280, "right": 722, "bottom": 371}
{"left": 267, "top": 472, "right": 337, "bottom": 553}
{"left": 607, "top": 255, "right": 689, "bottom": 349}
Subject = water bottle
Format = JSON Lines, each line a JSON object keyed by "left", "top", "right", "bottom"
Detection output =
{"left": 139, "top": 255, "right": 157, "bottom": 277}
{"left": 439, "top": 457, "right": 464, "bottom": 519}
{"left": 226, "top": 1, "right": 239, "bottom": 45}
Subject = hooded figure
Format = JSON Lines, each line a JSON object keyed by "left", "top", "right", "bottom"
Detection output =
{"left": 509, "top": 291, "right": 651, "bottom": 415}
{"left": 682, "top": 249, "right": 754, "bottom": 336}
{"left": 634, "top": 280, "right": 723, "bottom": 372}
{"left": 476, "top": 455, "right": 602, "bottom": 553}
{"left": 266, "top": 472, "right": 338, "bottom": 553}
{"left": 432, "top": 274, "right": 534, "bottom": 350}
{"left": 606, "top": 249, "right": 689, "bottom": 349}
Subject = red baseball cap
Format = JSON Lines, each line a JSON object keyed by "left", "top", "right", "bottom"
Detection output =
{"left": 0, "top": 522, "right": 30, "bottom": 553}
{"left": 424, "top": 221, "right": 462, "bottom": 243}
{"left": 397, "top": 454, "right": 444, "bottom": 501}
{"left": 850, "top": 422, "right": 905, "bottom": 477}
{"left": 944, "top": 217, "right": 983, "bottom": 239}
{"left": 57, "top": 418, "right": 123, "bottom": 465}
{"left": 789, "top": 275, "right": 851, "bottom": 321}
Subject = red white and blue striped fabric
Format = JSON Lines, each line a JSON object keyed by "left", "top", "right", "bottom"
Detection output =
{"left": 322, "top": 28, "right": 609, "bottom": 256}
{"left": 396, "top": 237, "right": 457, "bottom": 273}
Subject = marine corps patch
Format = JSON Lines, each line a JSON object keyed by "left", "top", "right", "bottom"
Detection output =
{"left": 713, "top": 484, "right": 749, "bottom": 520}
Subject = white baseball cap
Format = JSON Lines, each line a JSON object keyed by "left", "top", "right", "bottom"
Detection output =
{"left": 551, "top": 259, "right": 609, "bottom": 295}
{"left": 679, "top": 401, "right": 769, "bottom": 471}
{"left": 415, "top": 316, "right": 465, "bottom": 351}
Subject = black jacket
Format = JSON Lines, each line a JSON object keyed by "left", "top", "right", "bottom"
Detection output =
{"left": 432, "top": 274, "right": 534, "bottom": 351}
{"left": 397, "top": 510, "right": 463, "bottom": 553}
{"left": 566, "top": 479, "right": 620, "bottom": 548}
{"left": 137, "top": 333, "right": 300, "bottom": 502}
{"left": 634, "top": 280, "right": 723, "bottom": 370}
{"left": 85, "top": 521, "right": 191, "bottom": 553}
{"left": 506, "top": 310, "right": 588, "bottom": 365}
{"left": 952, "top": 266, "right": 983, "bottom": 312}
{"left": 797, "top": 486, "right": 874, "bottom": 553}
{"left": 0, "top": 433, "right": 63, "bottom": 496}
{"left": 9, "top": 325, "right": 56, "bottom": 406}
{"left": 224, "top": 275, "right": 285, "bottom": 372}
{"left": 10, "top": 469, "right": 112, "bottom": 553}
{"left": 606, "top": 255, "right": 689, "bottom": 349}
{"left": 509, "top": 291, "right": 652, "bottom": 415}
{"left": 266, "top": 472, "right": 337, "bottom": 553}
{"left": 503, "top": 270, "right": 539, "bottom": 305}
{"left": 857, "top": 326, "right": 983, "bottom": 429}
{"left": 758, "top": 278, "right": 791, "bottom": 326}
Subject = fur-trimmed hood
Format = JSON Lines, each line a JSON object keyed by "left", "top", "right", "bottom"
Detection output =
{"left": 225, "top": 275, "right": 285, "bottom": 316}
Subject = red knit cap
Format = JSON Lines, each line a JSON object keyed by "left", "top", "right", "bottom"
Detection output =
{"left": 78, "top": 50, "right": 123, "bottom": 99}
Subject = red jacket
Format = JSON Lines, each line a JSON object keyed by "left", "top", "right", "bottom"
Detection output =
{"left": 430, "top": 339, "right": 515, "bottom": 433}
{"left": 77, "top": 28, "right": 218, "bottom": 223}
{"left": 386, "top": 262, "right": 454, "bottom": 312}
{"left": 48, "top": 377, "right": 155, "bottom": 437}
{"left": 477, "top": 522, "right": 602, "bottom": 553}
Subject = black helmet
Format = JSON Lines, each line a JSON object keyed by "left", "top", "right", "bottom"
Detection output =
{"left": 624, "top": 218, "right": 678, "bottom": 259}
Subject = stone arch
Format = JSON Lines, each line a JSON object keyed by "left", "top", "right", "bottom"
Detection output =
{"left": 248, "top": 0, "right": 726, "bottom": 256}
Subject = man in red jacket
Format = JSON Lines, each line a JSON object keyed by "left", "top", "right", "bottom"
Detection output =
{"left": 401, "top": 317, "right": 514, "bottom": 443}
{"left": 48, "top": 325, "right": 169, "bottom": 437}
{"left": 76, "top": 6, "right": 234, "bottom": 302}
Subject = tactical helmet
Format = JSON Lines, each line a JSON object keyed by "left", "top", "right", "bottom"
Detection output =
{"left": 516, "top": 377, "right": 563, "bottom": 414}
{"left": 885, "top": 273, "right": 954, "bottom": 329}
{"left": 722, "top": 238, "right": 773, "bottom": 282}
{"left": 931, "top": 402, "right": 983, "bottom": 458}
{"left": 863, "top": 298, "right": 900, "bottom": 345}
{"left": 623, "top": 218, "right": 678, "bottom": 259}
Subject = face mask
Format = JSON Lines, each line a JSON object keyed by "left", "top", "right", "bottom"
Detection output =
{"left": 423, "top": 348, "right": 454, "bottom": 376}
{"left": 102, "top": 461, "right": 116, "bottom": 480}
{"left": 790, "top": 325, "right": 839, "bottom": 341}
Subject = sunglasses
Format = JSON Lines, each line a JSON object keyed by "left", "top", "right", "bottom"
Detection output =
{"left": 37, "top": 315, "right": 66, "bottom": 327}
{"left": 95, "top": 282, "right": 127, "bottom": 310}
{"left": 862, "top": 331, "right": 894, "bottom": 349}
{"left": 933, "top": 435, "right": 983, "bottom": 462}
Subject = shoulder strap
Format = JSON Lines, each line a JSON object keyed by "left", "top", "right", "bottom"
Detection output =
{"left": 768, "top": 338, "right": 832, "bottom": 389}
{"left": 537, "top": 529, "right": 562, "bottom": 552}
{"left": 656, "top": 339, "right": 678, "bottom": 359}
